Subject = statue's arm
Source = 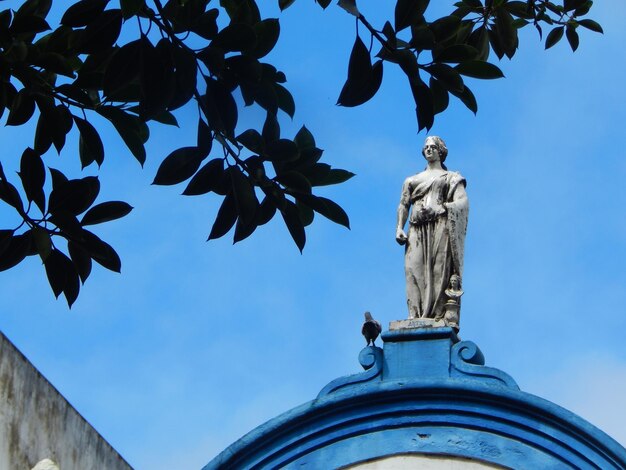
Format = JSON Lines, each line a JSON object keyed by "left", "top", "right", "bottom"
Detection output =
{"left": 446, "top": 179, "right": 468, "bottom": 208}
{"left": 396, "top": 179, "right": 410, "bottom": 245}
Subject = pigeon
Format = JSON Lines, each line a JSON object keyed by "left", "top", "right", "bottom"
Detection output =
{"left": 362, "top": 311, "right": 382, "bottom": 346}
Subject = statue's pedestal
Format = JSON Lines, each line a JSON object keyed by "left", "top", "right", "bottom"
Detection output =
{"left": 380, "top": 326, "right": 458, "bottom": 381}
{"left": 389, "top": 318, "right": 446, "bottom": 330}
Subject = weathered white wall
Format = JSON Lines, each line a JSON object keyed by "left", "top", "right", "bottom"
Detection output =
{"left": 0, "top": 331, "right": 132, "bottom": 470}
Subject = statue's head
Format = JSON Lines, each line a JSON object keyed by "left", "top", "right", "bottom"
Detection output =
{"left": 449, "top": 274, "right": 461, "bottom": 289}
{"left": 422, "top": 136, "right": 448, "bottom": 163}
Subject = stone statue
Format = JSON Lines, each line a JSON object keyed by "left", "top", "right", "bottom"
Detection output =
{"left": 396, "top": 136, "right": 468, "bottom": 330}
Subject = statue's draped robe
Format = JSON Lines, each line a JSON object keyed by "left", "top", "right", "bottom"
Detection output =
{"left": 401, "top": 171, "right": 468, "bottom": 320}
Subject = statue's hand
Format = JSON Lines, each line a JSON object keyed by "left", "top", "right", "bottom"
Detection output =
{"left": 396, "top": 229, "right": 407, "bottom": 245}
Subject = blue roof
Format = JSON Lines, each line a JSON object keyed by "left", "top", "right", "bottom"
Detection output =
{"left": 205, "top": 327, "right": 626, "bottom": 469}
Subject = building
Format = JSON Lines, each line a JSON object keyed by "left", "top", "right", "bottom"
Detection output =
{"left": 205, "top": 327, "right": 626, "bottom": 469}
{"left": 0, "top": 331, "right": 131, "bottom": 470}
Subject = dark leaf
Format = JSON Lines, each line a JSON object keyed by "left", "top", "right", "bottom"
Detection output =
{"left": 52, "top": 105, "right": 74, "bottom": 154}
{"left": 33, "top": 52, "right": 76, "bottom": 78}
{"left": 6, "top": 90, "right": 35, "bottom": 126}
{"left": 296, "top": 199, "right": 314, "bottom": 226}
{"left": 0, "top": 232, "right": 32, "bottom": 271}
{"left": 577, "top": 19, "right": 603, "bottom": 34}
{"left": 74, "top": 116, "right": 105, "bottom": 168}
{"left": 34, "top": 105, "right": 55, "bottom": 155}
{"left": 266, "top": 139, "right": 299, "bottom": 162}
{"left": 15, "top": 0, "right": 52, "bottom": 19}
{"left": 121, "top": 0, "right": 145, "bottom": 19}
{"left": 63, "top": 260, "right": 80, "bottom": 308}
{"left": 409, "top": 76, "right": 434, "bottom": 132}
{"left": 32, "top": 226, "right": 52, "bottom": 262}
{"left": 49, "top": 168, "right": 68, "bottom": 190}
{"left": 430, "top": 15, "right": 461, "bottom": 42}
{"left": 395, "top": 0, "right": 428, "bottom": 31}
{"left": 467, "top": 26, "right": 489, "bottom": 61}
{"left": 318, "top": 168, "right": 355, "bottom": 186}
{"left": 197, "top": 118, "right": 212, "bottom": 154}
{"left": 153, "top": 147, "right": 204, "bottom": 186}
{"left": 257, "top": 196, "right": 277, "bottom": 225}
{"left": 48, "top": 211, "right": 83, "bottom": 239}
{"left": 294, "top": 126, "right": 315, "bottom": 150}
{"left": 49, "top": 176, "right": 100, "bottom": 216}
{"left": 169, "top": 44, "right": 198, "bottom": 110}
{"left": 505, "top": 0, "right": 533, "bottom": 18}
{"left": 219, "top": 0, "right": 260, "bottom": 24}
{"left": 429, "top": 77, "right": 449, "bottom": 115}
{"left": 488, "top": 25, "right": 505, "bottom": 59}
{"left": 338, "top": 0, "right": 360, "bottom": 16}
{"left": 574, "top": 2, "right": 593, "bottom": 16}
{"left": 262, "top": 112, "right": 280, "bottom": 143}
{"left": 197, "top": 45, "right": 225, "bottom": 77}
{"left": 97, "top": 106, "right": 149, "bottom": 165}
{"left": 61, "top": 0, "right": 109, "bottom": 27}
{"left": 10, "top": 14, "right": 50, "bottom": 36}
{"left": 0, "top": 180, "right": 24, "bottom": 212}
{"left": 230, "top": 167, "right": 258, "bottom": 226}
{"left": 279, "top": 0, "right": 296, "bottom": 10}
{"left": 208, "top": 191, "right": 238, "bottom": 240}
{"left": 275, "top": 84, "right": 295, "bottom": 119}
{"left": 183, "top": 158, "right": 224, "bottom": 196}
{"left": 139, "top": 36, "right": 174, "bottom": 119}
{"left": 275, "top": 171, "right": 312, "bottom": 193}
{"left": 151, "top": 110, "right": 178, "bottom": 126}
{"left": 203, "top": 78, "right": 238, "bottom": 137}
{"left": 44, "top": 249, "right": 70, "bottom": 298}
{"left": 566, "top": 26, "right": 579, "bottom": 52}
{"left": 191, "top": 9, "right": 219, "bottom": 40}
{"left": 455, "top": 60, "right": 504, "bottom": 79}
{"left": 316, "top": 0, "right": 332, "bottom": 8}
{"left": 450, "top": 84, "right": 477, "bottom": 114}
{"left": 291, "top": 192, "right": 350, "bottom": 228}
{"left": 426, "top": 63, "right": 464, "bottom": 92}
{"left": 233, "top": 214, "right": 258, "bottom": 242}
{"left": 564, "top": 0, "right": 588, "bottom": 11}
{"left": 252, "top": 19, "right": 280, "bottom": 59}
{"left": 435, "top": 44, "right": 479, "bottom": 63}
{"left": 212, "top": 23, "right": 256, "bottom": 53}
{"left": 303, "top": 163, "right": 331, "bottom": 186}
{"left": 82, "top": 229, "right": 121, "bottom": 272}
{"left": 338, "top": 36, "right": 383, "bottom": 107}
{"left": 495, "top": 8, "right": 517, "bottom": 57}
{"left": 280, "top": 199, "right": 305, "bottom": 252}
{"left": 68, "top": 240, "right": 92, "bottom": 284}
{"left": 410, "top": 23, "right": 436, "bottom": 49}
{"left": 81, "top": 201, "right": 133, "bottom": 225}
{"left": 0, "top": 230, "right": 13, "bottom": 257}
{"left": 78, "top": 9, "right": 123, "bottom": 54}
{"left": 102, "top": 39, "right": 141, "bottom": 98}
{"left": 382, "top": 21, "right": 397, "bottom": 47}
{"left": 237, "top": 129, "right": 264, "bottom": 153}
{"left": 545, "top": 26, "right": 564, "bottom": 49}
{"left": 19, "top": 148, "right": 46, "bottom": 213}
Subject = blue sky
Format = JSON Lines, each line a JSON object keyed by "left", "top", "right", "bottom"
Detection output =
{"left": 1, "top": 1, "right": 626, "bottom": 468}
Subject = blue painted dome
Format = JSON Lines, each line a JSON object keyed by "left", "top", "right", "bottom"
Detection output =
{"left": 205, "top": 328, "right": 626, "bottom": 469}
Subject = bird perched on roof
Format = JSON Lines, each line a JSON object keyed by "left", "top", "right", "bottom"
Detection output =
{"left": 362, "top": 311, "right": 382, "bottom": 346}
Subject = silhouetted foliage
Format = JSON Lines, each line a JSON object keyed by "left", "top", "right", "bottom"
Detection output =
{"left": 0, "top": 0, "right": 601, "bottom": 306}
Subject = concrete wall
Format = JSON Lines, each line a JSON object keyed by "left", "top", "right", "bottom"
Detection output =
{"left": 0, "top": 331, "right": 131, "bottom": 470}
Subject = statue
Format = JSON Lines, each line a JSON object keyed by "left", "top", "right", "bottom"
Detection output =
{"left": 396, "top": 136, "right": 468, "bottom": 330}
